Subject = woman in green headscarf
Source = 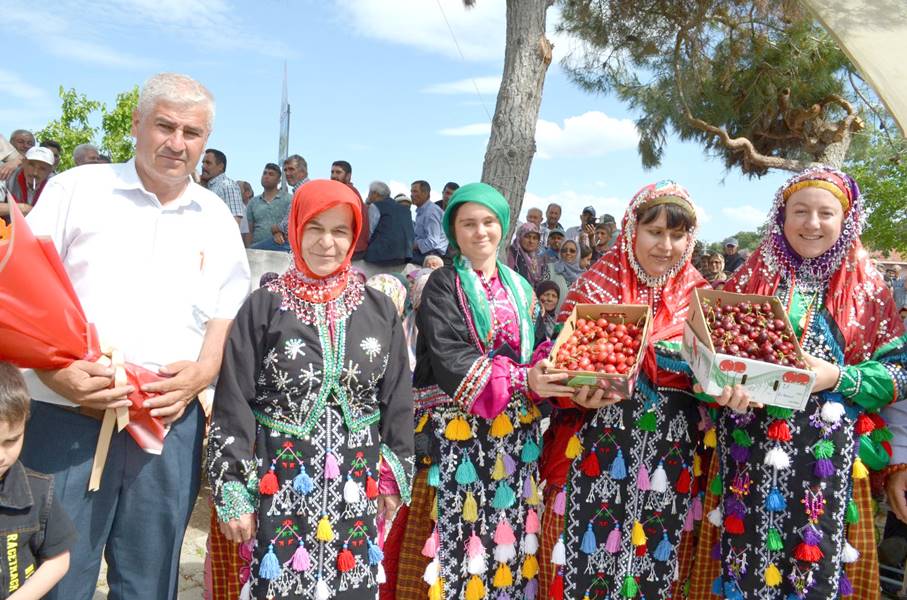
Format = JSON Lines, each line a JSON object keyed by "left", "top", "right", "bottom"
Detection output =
{"left": 390, "top": 183, "right": 573, "bottom": 600}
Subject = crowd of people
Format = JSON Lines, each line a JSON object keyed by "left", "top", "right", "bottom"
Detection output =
{"left": 1, "top": 71, "right": 907, "bottom": 600}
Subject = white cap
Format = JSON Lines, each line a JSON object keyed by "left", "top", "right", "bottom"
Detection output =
{"left": 25, "top": 146, "right": 54, "bottom": 166}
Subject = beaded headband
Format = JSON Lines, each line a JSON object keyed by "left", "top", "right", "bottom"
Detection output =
{"left": 638, "top": 195, "right": 696, "bottom": 218}
{"left": 781, "top": 177, "right": 851, "bottom": 212}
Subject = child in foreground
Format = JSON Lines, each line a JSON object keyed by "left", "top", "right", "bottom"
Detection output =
{"left": 0, "top": 362, "right": 75, "bottom": 599}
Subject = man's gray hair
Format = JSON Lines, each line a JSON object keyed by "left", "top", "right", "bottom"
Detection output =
{"left": 284, "top": 154, "right": 308, "bottom": 170}
{"left": 72, "top": 143, "right": 99, "bottom": 163}
{"left": 137, "top": 73, "right": 215, "bottom": 130}
{"left": 9, "top": 129, "right": 33, "bottom": 140}
{"left": 368, "top": 180, "right": 391, "bottom": 198}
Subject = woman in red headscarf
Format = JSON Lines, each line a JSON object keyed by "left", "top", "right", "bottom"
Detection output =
{"left": 207, "top": 180, "right": 414, "bottom": 600}
{"left": 690, "top": 167, "right": 907, "bottom": 600}
{"left": 538, "top": 181, "right": 712, "bottom": 599}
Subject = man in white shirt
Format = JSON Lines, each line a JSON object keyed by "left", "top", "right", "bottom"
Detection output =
{"left": 20, "top": 73, "right": 251, "bottom": 600}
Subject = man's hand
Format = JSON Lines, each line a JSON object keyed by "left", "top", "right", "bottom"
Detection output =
{"left": 219, "top": 513, "right": 256, "bottom": 544}
{"left": 378, "top": 494, "right": 402, "bottom": 522}
{"left": 35, "top": 360, "right": 133, "bottom": 410}
{"left": 527, "top": 359, "right": 575, "bottom": 398}
{"left": 573, "top": 385, "right": 622, "bottom": 409}
{"left": 0, "top": 157, "right": 21, "bottom": 180}
{"left": 272, "top": 230, "right": 286, "bottom": 245}
{"left": 141, "top": 359, "right": 218, "bottom": 424}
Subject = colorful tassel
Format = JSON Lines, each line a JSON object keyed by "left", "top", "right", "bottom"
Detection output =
{"left": 620, "top": 575, "right": 638, "bottom": 598}
{"left": 580, "top": 523, "right": 597, "bottom": 555}
{"left": 324, "top": 451, "right": 340, "bottom": 480}
{"left": 427, "top": 463, "right": 440, "bottom": 487}
{"left": 707, "top": 507, "right": 722, "bottom": 528}
{"left": 365, "top": 475, "right": 379, "bottom": 499}
{"left": 427, "top": 578, "right": 443, "bottom": 600}
{"left": 704, "top": 427, "right": 717, "bottom": 448}
{"left": 722, "top": 580, "right": 744, "bottom": 600}
{"left": 445, "top": 416, "right": 473, "bottom": 440}
{"left": 764, "top": 446, "right": 791, "bottom": 469}
{"left": 709, "top": 474, "right": 723, "bottom": 495}
{"left": 465, "top": 574, "right": 486, "bottom": 600}
{"left": 524, "top": 475, "right": 540, "bottom": 505}
{"left": 524, "top": 578, "right": 538, "bottom": 600}
{"left": 581, "top": 451, "right": 601, "bottom": 477}
{"left": 842, "top": 541, "right": 860, "bottom": 563}
{"left": 494, "top": 519, "right": 517, "bottom": 545}
{"left": 653, "top": 533, "right": 672, "bottom": 561}
{"left": 553, "top": 489, "right": 566, "bottom": 515}
{"left": 467, "top": 532, "right": 485, "bottom": 558}
{"left": 731, "top": 428, "right": 752, "bottom": 447}
{"left": 524, "top": 532, "right": 539, "bottom": 555}
{"left": 422, "top": 526, "right": 439, "bottom": 558}
{"left": 764, "top": 563, "right": 782, "bottom": 586}
{"left": 462, "top": 491, "right": 478, "bottom": 522}
{"left": 693, "top": 452, "right": 702, "bottom": 477}
{"left": 855, "top": 413, "right": 875, "bottom": 434}
{"left": 636, "top": 411, "right": 657, "bottom": 431}
{"left": 315, "top": 578, "right": 330, "bottom": 600}
{"left": 846, "top": 499, "right": 859, "bottom": 523}
{"left": 852, "top": 457, "right": 869, "bottom": 479}
{"left": 729, "top": 443, "right": 750, "bottom": 463}
{"left": 503, "top": 453, "right": 517, "bottom": 476}
{"left": 551, "top": 535, "right": 566, "bottom": 565}
{"left": 813, "top": 439, "right": 835, "bottom": 459}
{"left": 765, "top": 405, "right": 793, "bottom": 418}
{"left": 525, "top": 508, "right": 540, "bottom": 534}
{"left": 422, "top": 559, "right": 440, "bottom": 585}
{"left": 293, "top": 466, "right": 314, "bottom": 495}
{"left": 521, "top": 438, "right": 541, "bottom": 462}
{"left": 683, "top": 507, "right": 695, "bottom": 532}
{"left": 814, "top": 458, "right": 836, "bottom": 478}
{"left": 631, "top": 520, "right": 646, "bottom": 546}
{"left": 711, "top": 576, "right": 723, "bottom": 595}
{"left": 637, "top": 465, "right": 651, "bottom": 490}
{"left": 456, "top": 455, "right": 478, "bottom": 485}
{"left": 565, "top": 435, "right": 583, "bottom": 459}
{"left": 821, "top": 401, "right": 845, "bottom": 424}
{"left": 765, "top": 489, "right": 786, "bottom": 512}
{"left": 467, "top": 548, "right": 487, "bottom": 576}
{"left": 691, "top": 495, "right": 703, "bottom": 520}
{"left": 258, "top": 544, "right": 281, "bottom": 580}
{"left": 650, "top": 462, "right": 668, "bottom": 492}
{"left": 343, "top": 477, "right": 361, "bottom": 504}
{"left": 492, "top": 483, "right": 516, "bottom": 510}
{"left": 724, "top": 515, "right": 745, "bottom": 535}
{"left": 839, "top": 571, "right": 853, "bottom": 596}
{"left": 490, "top": 412, "right": 514, "bottom": 437}
{"left": 549, "top": 572, "right": 564, "bottom": 600}
{"left": 493, "top": 563, "right": 513, "bottom": 588}
{"left": 610, "top": 449, "right": 627, "bottom": 480}
{"left": 337, "top": 545, "right": 356, "bottom": 572}
{"left": 793, "top": 542, "right": 824, "bottom": 562}
{"left": 492, "top": 454, "right": 507, "bottom": 481}
{"left": 289, "top": 543, "right": 311, "bottom": 572}
{"left": 316, "top": 515, "right": 334, "bottom": 542}
{"left": 415, "top": 412, "right": 429, "bottom": 433}
{"left": 367, "top": 538, "right": 383, "bottom": 565}
{"left": 605, "top": 524, "right": 621, "bottom": 553}
{"left": 239, "top": 580, "right": 251, "bottom": 600}
{"left": 767, "top": 419, "right": 792, "bottom": 441}
{"left": 259, "top": 467, "right": 278, "bottom": 495}
{"left": 522, "top": 554, "right": 539, "bottom": 579}
{"left": 675, "top": 467, "right": 691, "bottom": 494}
{"left": 765, "top": 528, "right": 783, "bottom": 551}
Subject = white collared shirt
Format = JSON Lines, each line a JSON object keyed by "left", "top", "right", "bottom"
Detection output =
{"left": 23, "top": 159, "right": 251, "bottom": 406}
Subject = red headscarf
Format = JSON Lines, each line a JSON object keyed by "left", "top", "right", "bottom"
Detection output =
{"left": 725, "top": 167, "right": 904, "bottom": 365}
{"left": 558, "top": 180, "right": 708, "bottom": 384}
{"left": 288, "top": 179, "right": 363, "bottom": 279}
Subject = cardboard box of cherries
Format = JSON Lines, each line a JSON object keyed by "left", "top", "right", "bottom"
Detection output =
{"left": 681, "top": 288, "right": 815, "bottom": 410}
{"left": 549, "top": 304, "right": 652, "bottom": 398}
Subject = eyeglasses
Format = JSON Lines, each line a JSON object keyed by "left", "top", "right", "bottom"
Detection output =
{"left": 562, "top": 249, "right": 577, "bottom": 255}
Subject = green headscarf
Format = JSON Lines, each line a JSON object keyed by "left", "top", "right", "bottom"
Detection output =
{"left": 442, "top": 183, "right": 536, "bottom": 362}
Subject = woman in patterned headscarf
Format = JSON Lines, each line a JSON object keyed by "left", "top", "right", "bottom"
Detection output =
{"left": 508, "top": 221, "right": 550, "bottom": 288}
{"left": 393, "top": 182, "right": 573, "bottom": 600}
{"left": 537, "top": 180, "right": 711, "bottom": 599}
{"left": 690, "top": 167, "right": 907, "bottom": 600}
{"left": 207, "top": 180, "right": 415, "bottom": 600}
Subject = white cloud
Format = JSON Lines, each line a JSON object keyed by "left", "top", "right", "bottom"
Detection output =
{"left": 535, "top": 111, "right": 638, "bottom": 159}
{"left": 439, "top": 123, "right": 491, "bottom": 137}
{"left": 0, "top": 70, "right": 51, "bottom": 103}
{"left": 439, "top": 110, "right": 638, "bottom": 160}
{"left": 721, "top": 205, "right": 765, "bottom": 226}
{"left": 422, "top": 76, "right": 502, "bottom": 95}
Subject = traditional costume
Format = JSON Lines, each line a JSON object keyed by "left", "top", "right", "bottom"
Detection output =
{"left": 690, "top": 167, "right": 907, "bottom": 599}
{"left": 540, "top": 180, "right": 709, "bottom": 599}
{"left": 396, "top": 183, "right": 545, "bottom": 600}
{"left": 206, "top": 180, "right": 415, "bottom": 600}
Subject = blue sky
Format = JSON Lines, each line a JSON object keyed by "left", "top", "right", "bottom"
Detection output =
{"left": 0, "top": 0, "right": 791, "bottom": 244}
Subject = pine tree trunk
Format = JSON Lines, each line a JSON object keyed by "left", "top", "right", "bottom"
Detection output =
{"left": 481, "top": 0, "right": 553, "bottom": 249}
{"left": 816, "top": 128, "right": 852, "bottom": 169}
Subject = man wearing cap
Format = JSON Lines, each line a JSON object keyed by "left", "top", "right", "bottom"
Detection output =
{"left": 541, "top": 225, "right": 566, "bottom": 262}
{"left": 566, "top": 205, "right": 597, "bottom": 247}
{"left": 722, "top": 237, "right": 745, "bottom": 274}
{"left": 539, "top": 202, "right": 563, "bottom": 247}
{"left": 1, "top": 146, "right": 55, "bottom": 218}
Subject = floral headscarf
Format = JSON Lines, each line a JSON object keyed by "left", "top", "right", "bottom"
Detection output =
{"left": 508, "top": 222, "right": 548, "bottom": 286}
{"left": 365, "top": 273, "right": 408, "bottom": 317}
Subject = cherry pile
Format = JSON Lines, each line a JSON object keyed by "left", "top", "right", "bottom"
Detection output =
{"left": 555, "top": 317, "right": 644, "bottom": 374}
{"left": 702, "top": 300, "right": 805, "bottom": 368}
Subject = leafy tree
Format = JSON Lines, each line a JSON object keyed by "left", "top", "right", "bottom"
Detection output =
{"left": 35, "top": 88, "right": 102, "bottom": 171}
{"left": 101, "top": 86, "right": 139, "bottom": 163}
{"left": 35, "top": 85, "right": 138, "bottom": 172}
{"left": 557, "top": 0, "right": 871, "bottom": 175}
{"left": 706, "top": 227, "right": 764, "bottom": 254}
